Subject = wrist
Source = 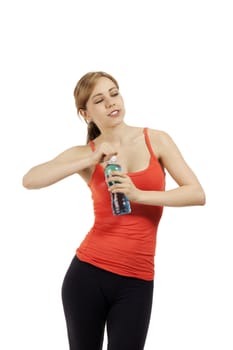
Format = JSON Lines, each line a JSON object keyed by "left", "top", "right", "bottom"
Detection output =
{"left": 131, "top": 189, "right": 144, "bottom": 203}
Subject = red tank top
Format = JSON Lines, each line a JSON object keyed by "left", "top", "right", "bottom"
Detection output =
{"left": 76, "top": 128, "right": 165, "bottom": 280}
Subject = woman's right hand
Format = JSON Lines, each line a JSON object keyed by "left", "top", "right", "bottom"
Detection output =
{"left": 92, "top": 142, "right": 118, "bottom": 164}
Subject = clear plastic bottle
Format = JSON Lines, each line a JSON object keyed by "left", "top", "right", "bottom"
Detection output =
{"left": 104, "top": 156, "right": 131, "bottom": 215}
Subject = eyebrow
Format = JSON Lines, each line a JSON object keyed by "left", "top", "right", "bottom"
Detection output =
{"left": 91, "top": 87, "right": 118, "bottom": 100}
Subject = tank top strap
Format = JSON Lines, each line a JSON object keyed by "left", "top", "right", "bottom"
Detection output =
{"left": 143, "top": 127, "right": 156, "bottom": 159}
{"left": 89, "top": 140, "right": 95, "bottom": 152}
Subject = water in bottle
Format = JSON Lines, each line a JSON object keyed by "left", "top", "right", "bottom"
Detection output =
{"left": 104, "top": 156, "right": 131, "bottom": 215}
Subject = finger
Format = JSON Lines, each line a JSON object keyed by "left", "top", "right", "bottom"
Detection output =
{"left": 110, "top": 185, "right": 127, "bottom": 193}
{"left": 109, "top": 171, "right": 124, "bottom": 176}
{"left": 103, "top": 152, "right": 118, "bottom": 162}
{"left": 108, "top": 175, "right": 125, "bottom": 183}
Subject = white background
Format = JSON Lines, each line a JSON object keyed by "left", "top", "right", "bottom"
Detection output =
{"left": 0, "top": 0, "right": 232, "bottom": 349}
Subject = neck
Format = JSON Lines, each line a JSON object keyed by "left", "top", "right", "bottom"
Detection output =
{"left": 99, "top": 123, "right": 131, "bottom": 144}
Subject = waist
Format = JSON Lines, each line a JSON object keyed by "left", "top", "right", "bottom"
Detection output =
{"left": 76, "top": 249, "right": 155, "bottom": 281}
{"left": 76, "top": 224, "right": 158, "bottom": 281}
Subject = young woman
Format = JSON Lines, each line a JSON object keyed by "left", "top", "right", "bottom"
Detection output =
{"left": 23, "top": 71, "right": 206, "bottom": 350}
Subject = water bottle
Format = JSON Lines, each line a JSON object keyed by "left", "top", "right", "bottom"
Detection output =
{"left": 104, "top": 156, "right": 131, "bottom": 215}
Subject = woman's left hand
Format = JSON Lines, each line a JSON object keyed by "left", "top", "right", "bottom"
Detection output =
{"left": 107, "top": 171, "right": 140, "bottom": 202}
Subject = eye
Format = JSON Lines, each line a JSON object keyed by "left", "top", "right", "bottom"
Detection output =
{"left": 94, "top": 99, "right": 104, "bottom": 104}
{"left": 111, "top": 90, "right": 119, "bottom": 97}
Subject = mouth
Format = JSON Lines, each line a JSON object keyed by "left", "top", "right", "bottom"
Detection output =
{"left": 108, "top": 109, "right": 120, "bottom": 117}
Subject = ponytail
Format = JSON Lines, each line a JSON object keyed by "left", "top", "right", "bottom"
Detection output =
{"left": 86, "top": 121, "right": 101, "bottom": 143}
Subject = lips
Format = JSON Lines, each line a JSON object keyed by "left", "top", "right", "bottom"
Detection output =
{"left": 108, "top": 109, "right": 120, "bottom": 117}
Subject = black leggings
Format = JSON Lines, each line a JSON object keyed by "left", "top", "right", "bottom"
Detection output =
{"left": 62, "top": 257, "right": 154, "bottom": 350}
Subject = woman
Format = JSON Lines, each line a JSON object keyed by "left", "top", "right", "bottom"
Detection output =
{"left": 23, "top": 71, "right": 206, "bottom": 350}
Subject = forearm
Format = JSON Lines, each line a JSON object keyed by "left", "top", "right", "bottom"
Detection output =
{"left": 134, "top": 185, "right": 206, "bottom": 207}
{"left": 22, "top": 156, "right": 94, "bottom": 189}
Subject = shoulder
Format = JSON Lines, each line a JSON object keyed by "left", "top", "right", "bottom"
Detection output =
{"left": 147, "top": 128, "right": 171, "bottom": 140}
{"left": 147, "top": 128, "right": 187, "bottom": 167}
{"left": 146, "top": 128, "right": 174, "bottom": 157}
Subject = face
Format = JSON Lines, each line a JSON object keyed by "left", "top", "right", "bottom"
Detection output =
{"left": 81, "top": 77, "right": 125, "bottom": 130}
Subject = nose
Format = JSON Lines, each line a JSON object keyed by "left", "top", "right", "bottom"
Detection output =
{"left": 105, "top": 97, "right": 115, "bottom": 108}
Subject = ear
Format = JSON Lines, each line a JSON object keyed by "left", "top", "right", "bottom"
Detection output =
{"left": 79, "top": 109, "right": 91, "bottom": 123}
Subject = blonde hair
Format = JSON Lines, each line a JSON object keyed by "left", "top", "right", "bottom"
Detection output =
{"left": 74, "top": 71, "right": 119, "bottom": 143}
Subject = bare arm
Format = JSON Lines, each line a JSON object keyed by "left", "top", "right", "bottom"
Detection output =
{"left": 22, "top": 146, "right": 94, "bottom": 189}
{"left": 22, "top": 142, "right": 118, "bottom": 190}
{"left": 138, "top": 130, "right": 206, "bottom": 206}
{"left": 109, "top": 130, "right": 206, "bottom": 207}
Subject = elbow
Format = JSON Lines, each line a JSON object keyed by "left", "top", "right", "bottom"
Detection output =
{"left": 22, "top": 175, "right": 33, "bottom": 189}
{"left": 185, "top": 184, "right": 206, "bottom": 206}
{"left": 22, "top": 174, "right": 39, "bottom": 190}
{"left": 199, "top": 191, "right": 206, "bottom": 206}
{"left": 196, "top": 187, "right": 206, "bottom": 206}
